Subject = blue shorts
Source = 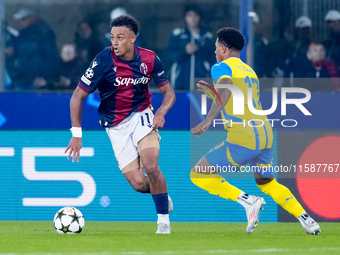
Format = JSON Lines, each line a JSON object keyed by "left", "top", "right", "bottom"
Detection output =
{"left": 205, "top": 140, "right": 274, "bottom": 177}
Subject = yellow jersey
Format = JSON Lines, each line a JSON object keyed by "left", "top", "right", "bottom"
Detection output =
{"left": 211, "top": 57, "right": 273, "bottom": 150}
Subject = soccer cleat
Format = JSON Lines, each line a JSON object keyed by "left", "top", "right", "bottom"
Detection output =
{"left": 168, "top": 195, "right": 173, "bottom": 213}
{"left": 245, "top": 196, "right": 266, "bottom": 233}
{"left": 156, "top": 223, "right": 171, "bottom": 234}
{"left": 298, "top": 213, "right": 321, "bottom": 235}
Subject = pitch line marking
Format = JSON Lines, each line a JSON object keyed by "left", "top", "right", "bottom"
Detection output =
{"left": 1, "top": 247, "right": 340, "bottom": 255}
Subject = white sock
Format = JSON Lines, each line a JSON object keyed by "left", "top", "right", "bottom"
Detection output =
{"left": 236, "top": 192, "right": 255, "bottom": 209}
{"left": 157, "top": 214, "right": 170, "bottom": 225}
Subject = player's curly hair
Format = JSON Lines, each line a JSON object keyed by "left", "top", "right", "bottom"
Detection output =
{"left": 216, "top": 27, "right": 245, "bottom": 51}
{"left": 110, "top": 15, "right": 139, "bottom": 35}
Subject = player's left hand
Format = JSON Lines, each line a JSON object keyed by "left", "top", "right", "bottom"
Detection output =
{"left": 152, "top": 111, "right": 165, "bottom": 129}
{"left": 191, "top": 119, "right": 212, "bottom": 137}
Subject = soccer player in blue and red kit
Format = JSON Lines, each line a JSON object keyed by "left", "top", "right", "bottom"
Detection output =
{"left": 65, "top": 15, "right": 175, "bottom": 234}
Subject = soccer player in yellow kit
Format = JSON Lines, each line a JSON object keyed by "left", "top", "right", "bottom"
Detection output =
{"left": 191, "top": 27, "right": 321, "bottom": 235}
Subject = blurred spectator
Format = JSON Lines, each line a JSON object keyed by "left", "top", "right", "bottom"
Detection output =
{"left": 167, "top": 5, "right": 215, "bottom": 90}
{"left": 280, "top": 16, "right": 313, "bottom": 79}
{"left": 294, "top": 43, "right": 340, "bottom": 91}
{"left": 53, "top": 44, "right": 84, "bottom": 90}
{"left": 75, "top": 20, "right": 104, "bottom": 67}
{"left": 10, "top": 8, "right": 59, "bottom": 90}
{"left": 249, "top": 12, "right": 271, "bottom": 78}
{"left": 104, "top": 7, "right": 144, "bottom": 48}
{"left": 104, "top": 7, "right": 127, "bottom": 48}
{"left": 323, "top": 10, "right": 340, "bottom": 71}
{"left": 3, "top": 21, "right": 19, "bottom": 89}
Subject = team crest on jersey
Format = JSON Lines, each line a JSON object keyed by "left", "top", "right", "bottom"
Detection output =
{"left": 85, "top": 68, "right": 94, "bottom": 79}
{"left": 140, "top": 63, "right": 148, "bottom": 74}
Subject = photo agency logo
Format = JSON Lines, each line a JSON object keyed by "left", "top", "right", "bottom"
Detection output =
{"left": 200, "top": 83, "right": 312, "bottom": 128}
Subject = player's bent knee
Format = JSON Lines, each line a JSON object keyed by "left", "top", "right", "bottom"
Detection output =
{"left": 191, "top": 165, "right": 199, "bottom": 172}
{"left": 191, "top": 156, "right": 212, "bottom": 173}
{"left": 145, "top": 166, "right": 161, "bottom": 182}
{"left": 130, "top": 180, "right": 147, "bottom": 192}
{"left": 140, "top": 148, "right": 159, "bottom": 166}
{"left": 140, "top": 152, "right": 159, "bottom": 175}
{"left": 143, "top": 160, "right": 158, "bottom": 172}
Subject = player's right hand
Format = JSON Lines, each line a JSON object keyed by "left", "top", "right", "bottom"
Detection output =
{"left": 191, "top": 119, "right": 212, "bottom": 137}
{"left": 65, "top": 137, "right": 82, "bottom": 162}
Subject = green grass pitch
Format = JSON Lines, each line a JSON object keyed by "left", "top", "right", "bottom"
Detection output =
{"left": 0, "top": 222, "right": 339, "bottom": 255}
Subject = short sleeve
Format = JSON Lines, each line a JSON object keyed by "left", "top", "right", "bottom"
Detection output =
{"left": 211, "top": 62, "right": 232, "bottom": 85}
{"left": 151, "top": 55, "right": 170, "bottom": 88}
{"left": 78, "top": 58, "right": 106, "bottom": 93}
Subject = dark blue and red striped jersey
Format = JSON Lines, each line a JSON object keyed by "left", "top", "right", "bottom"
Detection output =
{"left": 78, "top": 46, "right": 169, "bottom": 127}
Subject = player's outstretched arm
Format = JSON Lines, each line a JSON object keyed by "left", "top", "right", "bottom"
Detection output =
{"left": 191, "top": 79, "right": 232, "bottom": 137}
{"left": 65, "top": 86, "right": 90, "bottom": 162}
{"left": 153, "top": 83, "right": 176, "bottom": 129}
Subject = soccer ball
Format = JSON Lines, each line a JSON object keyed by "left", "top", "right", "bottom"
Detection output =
{"left": 53, "top": 207, "right": 85, "bottom": 234}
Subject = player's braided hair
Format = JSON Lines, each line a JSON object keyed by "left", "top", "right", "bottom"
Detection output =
{"left": 216, "top": 27, "right": 245, "bottom": 51}
{"left": 110, "top": 15, "right": 139, "bottom": 36}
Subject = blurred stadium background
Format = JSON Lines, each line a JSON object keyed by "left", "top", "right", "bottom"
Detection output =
{"left": 0, "top": 0, "right": 340, "bottom": 225}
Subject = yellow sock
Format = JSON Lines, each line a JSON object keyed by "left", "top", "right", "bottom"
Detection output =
{"left": 190, "top": 170, "right": 242, "bottom": 201}
{"left": 257, "top": 178, "right": 305, "bottom": 218}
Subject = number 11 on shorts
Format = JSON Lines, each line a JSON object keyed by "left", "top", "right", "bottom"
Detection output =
{"left": 140, "top": 113, "right": 152, "bottom": 128}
